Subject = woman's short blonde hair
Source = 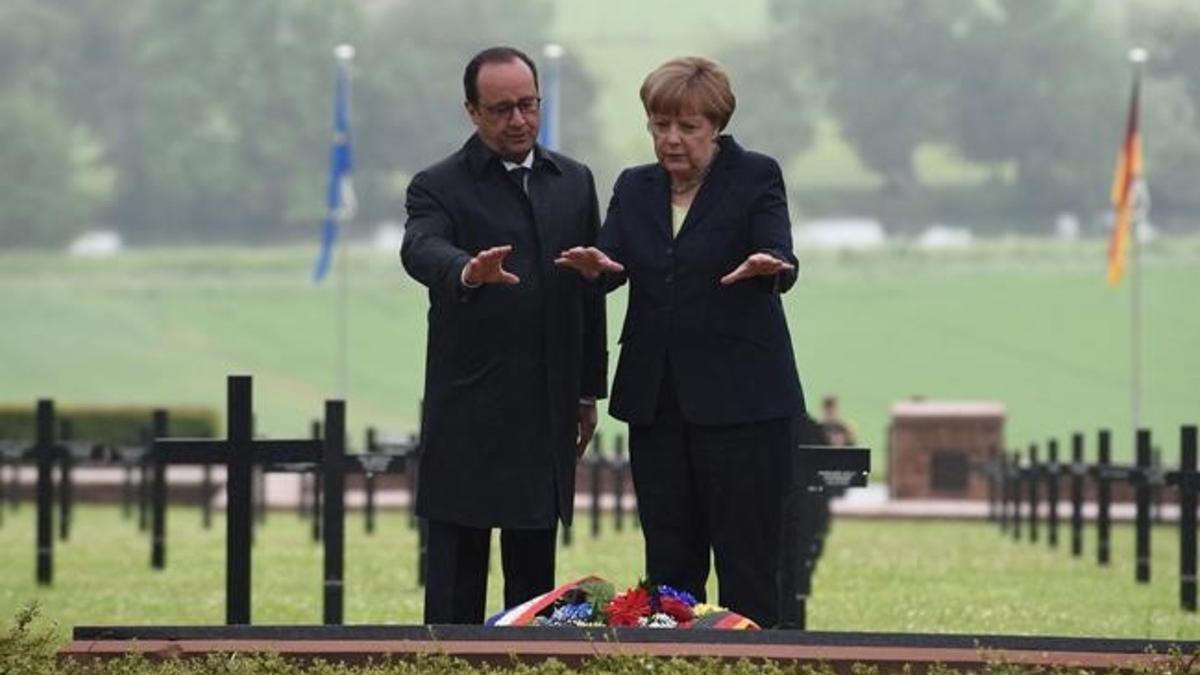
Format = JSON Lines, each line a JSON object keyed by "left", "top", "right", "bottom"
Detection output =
{"left": 640, "top": 56, "right": 736, "bottom": 131}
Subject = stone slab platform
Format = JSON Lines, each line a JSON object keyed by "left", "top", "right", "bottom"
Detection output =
{"left": 61, "top": 625, "right": 1200, "bottom": 671}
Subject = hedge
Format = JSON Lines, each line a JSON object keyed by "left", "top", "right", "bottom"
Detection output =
{"left": 0, "top": 404, "right": 217, "bottom": 444}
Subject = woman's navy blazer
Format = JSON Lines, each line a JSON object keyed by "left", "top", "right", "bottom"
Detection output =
{"left": 598, "top": 135, "right": 806, "bottom": 427}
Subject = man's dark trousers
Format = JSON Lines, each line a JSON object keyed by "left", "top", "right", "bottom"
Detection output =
{"left": 423, "top": 519, "right": 557, "bottom": 624}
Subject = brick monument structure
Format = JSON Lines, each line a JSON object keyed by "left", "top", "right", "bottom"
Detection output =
{"left": 888, "top": 399, "right": 1005, "bottom": 500}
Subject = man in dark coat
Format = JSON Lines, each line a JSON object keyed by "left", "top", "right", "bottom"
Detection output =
{"left": 400, "top": 46, "right": 607, "bottom": 625}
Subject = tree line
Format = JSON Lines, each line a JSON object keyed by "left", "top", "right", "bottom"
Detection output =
{"left": 722, "top": 0, "right": 1200, "bottom": 231}
{"left": 0, "top": 0, "right": 593, "bottom": 247}
{"left": 2, "top": 0, "right": 1198, "bottom": 248}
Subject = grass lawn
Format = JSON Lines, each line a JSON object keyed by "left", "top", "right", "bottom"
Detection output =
{"left": 1, "top": 505, "right": 1197, "bottom": 641}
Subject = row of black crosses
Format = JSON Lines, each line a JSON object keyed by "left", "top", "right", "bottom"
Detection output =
{"left": 299, "top": 427, "right": 641, "bottom": 552}
{"left": 981, "top": 427, "right": 1199, "bottom": 612}
{"left": 0, "top": 416, "right": 419, "bottom": 556}
{"left": 3, "top": 377, "right": 873, "bottom": 629}
{"left": 2, "top": 376, "right": 415, "bottom": 625}
{"left": 0, "top": 377, "right": 658, "bottom": 624}
{"left": 0, "top": 386, "right": 663, "bottom": 623}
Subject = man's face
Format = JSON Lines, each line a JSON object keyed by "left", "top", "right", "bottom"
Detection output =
{"left": 466, "top": 59, "right": 540, "bottom": 162}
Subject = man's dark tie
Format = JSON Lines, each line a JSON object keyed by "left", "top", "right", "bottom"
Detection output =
{"left": 509, "top": 166, "right": 530, "bottom": 195}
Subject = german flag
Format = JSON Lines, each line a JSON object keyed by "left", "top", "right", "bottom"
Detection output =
{"left": 1107, "top": 66, "right": 1143, "bottom": 287}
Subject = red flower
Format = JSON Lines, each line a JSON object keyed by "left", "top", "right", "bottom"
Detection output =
{"left": 605, "top": 586, "right": 651, "bottom": 627}
{"left": 658, "top": 595, "right": 694, "bottom": 623}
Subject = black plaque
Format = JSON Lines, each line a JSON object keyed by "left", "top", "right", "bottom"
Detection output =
{"left": 930, "top": 450, "right": 969, "bottom": 492}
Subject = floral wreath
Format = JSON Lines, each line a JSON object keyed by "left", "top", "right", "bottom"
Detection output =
{"left": 485, "top": 576, "right": 759, "bottom": 629}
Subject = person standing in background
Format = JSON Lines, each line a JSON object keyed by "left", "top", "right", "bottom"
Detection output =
{"left": 820, "top": 395, "right": 857, "bottom": 446}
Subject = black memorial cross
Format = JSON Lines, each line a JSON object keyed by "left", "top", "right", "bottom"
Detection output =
{"left": 260, "top": 426, "right": 415, "bottom": 622}
{"left": 1027, "top": 444, "right": 1040, "bottom": 544}
{"left": 611, "top": 434, "right": 628, "bottom": 531}
{"left": 361, "top": 427, "right": 419, "bottom": 535}
{"left": 153, "top": 375, "right": 337, "bottom": 625}
{"left": 1011, "top": 450, "right": 1023, "bottom": 541}
{"left": 1089, "top": 428, "right": 1158, "bottom": 583}
{"left": 58, "top": 415, "right": 163, "bottom": 544}
{"left": 1, "top": 399, "right": 67, "bottom": 585}
{"left": 1045, "top": 439, "right": 1060, "bottom": 548}
{"left": 779, "top": 444, "right": 870, "bottom": 630}
{"left": 12, "top": 399, "right": 74, "bottom": 585}
{"left": 588, "top": 431, "right": 606, "bottom": 539}
{"left": 0, "top": 436, "right": 31, "bottom": 529}
{"left": 1, "top": 401, "right": 156, "bottom": 585}
{"left": 1094, "top": 430, "right": 1114, "bottom": 565}
{"left": 1069, "top": 432, "right": 1085, "bottom": 558}
{"left": 984, "top": 448, "right": 1003, "bottom": 524}
{"left": 35, "top": 400, "right": 54, "bottom": 585}
{"left": 16, "top": 399, "right": 58, "bottom": 586}
{"left": 347, "top": 445, "right": 413, "bottom": 535}
{"left": 984, "top": 451, "right": 1003, "bottom": 530}
{"left": 55, "top": 419, "right": 82, "bottom": 542}
{"left": 1134, "top": 429, "right": 1158, "bottom": 584}
{"left": 1166, "top": 425, "right": 1198, "bottom": 612}
{"left": 4, "top": 435, "right": 20, "bottom": 512}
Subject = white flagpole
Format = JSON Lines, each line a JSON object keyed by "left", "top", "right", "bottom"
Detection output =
{"left": 334, "top": 44, "right": 355, "bottom": 402}
{"left": 1128, "top": 47, "right": 1147, "bottom": 435}
{"left": 541, "top": 44, "right": 564, "bottom": 151}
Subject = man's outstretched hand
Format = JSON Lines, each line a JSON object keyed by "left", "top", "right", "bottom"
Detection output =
{"left": 463, "top": 245, "right": 520, "bottom": 286}
{"left": 555, "top": 246, "right": 624, "bottom": 281}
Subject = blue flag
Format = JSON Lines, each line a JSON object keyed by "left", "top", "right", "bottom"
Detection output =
{"left": 537, "top": 47, "right": 561, "bottom": 151}
{"left": 313, "top": 62, "right": 356, "bottom": 282}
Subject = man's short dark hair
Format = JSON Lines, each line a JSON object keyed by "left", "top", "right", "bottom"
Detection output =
{"left": 463, "top": 46, "right": 539, "bottom": 106}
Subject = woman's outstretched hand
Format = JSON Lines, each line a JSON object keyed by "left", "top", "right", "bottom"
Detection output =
{"left": 720, "top": 252, "right": 795, "bottom": 285}
{"left": 554, "top": 246, "right": 625, "bottom": 281}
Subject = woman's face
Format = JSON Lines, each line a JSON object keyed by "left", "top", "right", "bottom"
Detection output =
{"left": 648, "top": 110, "right": 717, "bottom": 177}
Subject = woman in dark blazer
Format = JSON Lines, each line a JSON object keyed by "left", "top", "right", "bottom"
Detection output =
{"left": 556, "top": 56, "right": 807, "bottom": 627}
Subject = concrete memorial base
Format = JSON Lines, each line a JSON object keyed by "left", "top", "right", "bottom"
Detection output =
{"left": 61, "top": 625, "right": 1198, "bottom": 671}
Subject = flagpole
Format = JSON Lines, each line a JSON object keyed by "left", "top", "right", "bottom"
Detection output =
{"left": 1128, "top": 47, "right": 1147, "bottom": 436}
{"left": 540, "top": 44, "right": 563, "bottom": 151}
{"left": 334, "top": 44, "right": 355, "bottom": 402}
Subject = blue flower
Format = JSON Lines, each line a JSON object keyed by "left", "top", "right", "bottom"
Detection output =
{"left": 549, "top": 602, "right": 595, "bottom": 624}
{"left": 656, "top": 585, "right": 697, "bottom": 607}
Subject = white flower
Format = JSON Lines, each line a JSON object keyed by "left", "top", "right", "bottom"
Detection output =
{"left": 645, "top": 613, "right": 678, "bottom": 628}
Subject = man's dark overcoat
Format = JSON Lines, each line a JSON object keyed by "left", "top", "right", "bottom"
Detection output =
{"left": 401, "top": 134, "right": 607, "bottom": 529}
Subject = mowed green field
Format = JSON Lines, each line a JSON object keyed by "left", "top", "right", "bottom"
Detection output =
{"left": 0, "top": 506, "right": 1196, "bottom": 640}
{"left": 1, "top": 238, "right": 1198, "bottom": 475}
